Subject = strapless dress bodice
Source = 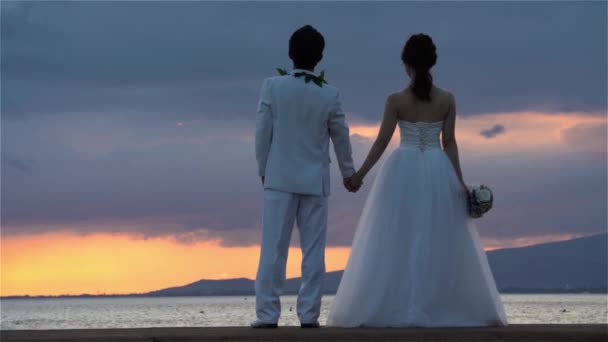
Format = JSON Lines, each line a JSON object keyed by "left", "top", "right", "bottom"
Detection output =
{"left": 398, "top": 120, "right": 443, "bottom": 151}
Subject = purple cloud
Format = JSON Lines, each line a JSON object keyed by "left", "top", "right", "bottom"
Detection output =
{"left": 480, "top": 124, "right": 506, "bottom": 138}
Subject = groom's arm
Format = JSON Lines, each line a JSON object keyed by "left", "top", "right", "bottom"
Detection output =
{"left": 255, "top": 79, "right": 273, "bottom": 183}
{"left": 328, "top": 90, "right": 355, "bottom": 179}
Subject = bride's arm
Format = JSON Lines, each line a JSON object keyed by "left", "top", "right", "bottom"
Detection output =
{"left": 442, "top": 94, "right": 467, "bottom": 191}
{"left": 351, "top": 95, "right": 398, "bottom": 184}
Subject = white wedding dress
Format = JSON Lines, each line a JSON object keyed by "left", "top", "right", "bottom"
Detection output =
{"left": 326, "top": 120, "right": 508, "bottom": 327}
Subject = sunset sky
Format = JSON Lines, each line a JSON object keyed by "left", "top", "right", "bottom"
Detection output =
{"left": 1, "top": 1, "right": 606, "bottom": 297}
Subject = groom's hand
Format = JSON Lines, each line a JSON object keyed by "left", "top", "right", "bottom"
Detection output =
{"left": 343, "top": 176, "right": 362, "bottom": 193}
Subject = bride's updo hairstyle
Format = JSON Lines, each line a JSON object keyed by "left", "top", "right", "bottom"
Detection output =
{"left": 401, "top": 33, "right": 437, "bottom": 101}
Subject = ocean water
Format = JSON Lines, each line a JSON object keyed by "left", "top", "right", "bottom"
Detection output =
{"left": 1, "top": 294, "right": 606, "bottom": 330}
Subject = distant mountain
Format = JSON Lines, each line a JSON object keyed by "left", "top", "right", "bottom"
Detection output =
{"left": 144, "top": 234, "right": 607, "bottom": 296}
{"left": 147, "top": 278, "right": 254, "bottom": 296}
{"left": 488, "top": 233, "right": 607, "bottom": 291}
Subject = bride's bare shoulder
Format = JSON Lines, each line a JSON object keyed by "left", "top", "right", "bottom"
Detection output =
{"left": 431, "top": 85, "right": 454, "bottom": 101}
{"left": 386, "top": 89, "right": 412, "bottom": 104}
{"left": 430, "top": 86, "right": 456, "bottom": 113}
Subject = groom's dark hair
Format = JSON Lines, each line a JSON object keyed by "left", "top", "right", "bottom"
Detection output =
{"left": 289, "top": 25, "right": 325, "bottom": 70}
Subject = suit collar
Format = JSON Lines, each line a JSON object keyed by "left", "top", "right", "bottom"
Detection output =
{"left": 291, "top": 68, "right": 317, "bottom": 76}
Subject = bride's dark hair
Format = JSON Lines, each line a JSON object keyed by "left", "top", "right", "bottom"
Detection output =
{"left": 401, "top": 33, "right": 437, "bottom": 101}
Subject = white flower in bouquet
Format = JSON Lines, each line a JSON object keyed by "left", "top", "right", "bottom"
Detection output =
{"left": 467, "top": 184, "right": 494, "bottom": 218}
{"left": 476, "top": 187, "right": 492, "bottom": 202}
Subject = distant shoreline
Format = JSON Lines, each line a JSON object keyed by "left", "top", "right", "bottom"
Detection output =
{"left": 2, "top": 288, "right": 607, "bottom": 300}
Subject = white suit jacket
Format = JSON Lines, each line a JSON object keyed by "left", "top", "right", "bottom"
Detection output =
{"left": 255, "top": 69, "right": 355, "bottom": 196}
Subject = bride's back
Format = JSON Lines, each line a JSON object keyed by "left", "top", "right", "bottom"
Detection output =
{"left": 392, "top": 85, "right": 453, "bottom": 123}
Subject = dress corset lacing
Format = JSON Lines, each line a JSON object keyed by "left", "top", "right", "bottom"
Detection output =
{"left": 399, "top": 120, "right": 443, "bottom": 151}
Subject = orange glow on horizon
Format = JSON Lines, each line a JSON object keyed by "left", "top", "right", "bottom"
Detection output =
{"left": 0, "top": 232, "right": 351, "bottom": 297}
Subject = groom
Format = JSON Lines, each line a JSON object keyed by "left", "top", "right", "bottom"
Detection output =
{"left": 253, "top": 25, "right": 359, "bottom": 329}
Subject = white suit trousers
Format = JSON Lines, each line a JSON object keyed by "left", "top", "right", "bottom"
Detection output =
{"left": 255, "top": 188, "right": 328, "bottom": 324}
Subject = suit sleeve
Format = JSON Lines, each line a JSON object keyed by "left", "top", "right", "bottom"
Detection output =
{"left": 255, "top": 78, "right": 273, "bottom": 177}
{"left": 328, "top": 90, "right": 356, "bottom": 178}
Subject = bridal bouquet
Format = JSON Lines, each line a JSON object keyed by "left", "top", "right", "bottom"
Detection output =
{"left": 467, "top": 184, "right": 493, "bottom": 218}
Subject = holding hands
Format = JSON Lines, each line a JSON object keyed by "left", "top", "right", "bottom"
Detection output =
{"left": 344, "top": 171, "right": 364, "bottom": 193}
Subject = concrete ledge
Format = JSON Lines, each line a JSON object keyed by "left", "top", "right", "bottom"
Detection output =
{"left": 2, "top": 324, "right": 607, "bottom": 342}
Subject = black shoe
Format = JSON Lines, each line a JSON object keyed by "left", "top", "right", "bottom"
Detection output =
{"left": 250, "top": 320, "right": 278, "bottom": 329}
{"left": 301, "top": 321, "right": 320, "bottom": 328}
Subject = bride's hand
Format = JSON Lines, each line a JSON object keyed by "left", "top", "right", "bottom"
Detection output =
{"left": 347, "top": 172, "right": 364, "bottom": 193}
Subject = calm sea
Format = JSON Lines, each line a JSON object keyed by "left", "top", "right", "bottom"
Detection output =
{"left": 1, "top": 294, "right": 606, "bottom": 330}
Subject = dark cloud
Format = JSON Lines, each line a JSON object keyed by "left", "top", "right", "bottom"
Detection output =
{"left": 480, "top": 124, "right": 506, "bottom": 138}
{"left": 1, "top": 1, "right": 606, "bottom": 120}
{"left": 0, "top": 152, "right": 34, "bottom": 173}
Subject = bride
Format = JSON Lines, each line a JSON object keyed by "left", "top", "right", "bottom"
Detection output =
{"left": 326, "top": 33, "right": 508, "bottom": 327}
